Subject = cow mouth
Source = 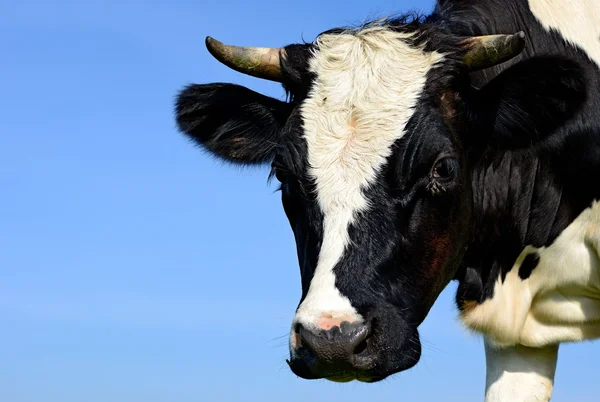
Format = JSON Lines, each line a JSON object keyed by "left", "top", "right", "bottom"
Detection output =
{"left": 287, "top": 357, "right": 405, "bottom": 383}
{"left": 287, "top": 315, "right": 422, "bottom": 382}
{"left": 327, "top": 375, "right": 385, "bottom": 383}
{"left": 287, "top": 336, "right": 420, "bottom": 383}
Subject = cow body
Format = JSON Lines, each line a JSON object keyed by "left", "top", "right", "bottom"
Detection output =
{"left": 442, "top": 2, "right": 600, "bottom": 398}
{"left": 443, "top": 0, "right": 600, "bottom": 342}
{"left": 462, "top": 201, "right": 600, "bottom": 347}
{"left": 174, "top": 0, "right": 600, "bottom": 400}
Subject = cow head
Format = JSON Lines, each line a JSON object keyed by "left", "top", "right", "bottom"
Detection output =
{"left": 175, "top": 19, "right": 585, "bottom": 382}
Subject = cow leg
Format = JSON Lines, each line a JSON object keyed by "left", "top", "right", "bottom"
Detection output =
{"left": 484, "top": 339, "right": 559, "bottom": 402}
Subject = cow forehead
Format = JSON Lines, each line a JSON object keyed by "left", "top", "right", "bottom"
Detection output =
{"left": 293, "top": 27, "right": 445, "bottom": 325}
{"left": 303, "top": 27, "right": 445, "bottom": 209}
{"left": 302, "top": 27, "right": 445, "bottom": 222}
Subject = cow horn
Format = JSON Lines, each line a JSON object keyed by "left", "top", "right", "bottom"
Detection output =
{"left": 461, "top": 32, "right": 526, "bottom": 71}
{"left": 205, "top": 36, "right": 285, "bottom": 82}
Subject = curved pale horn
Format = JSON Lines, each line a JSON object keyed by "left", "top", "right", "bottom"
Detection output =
{"left": 461, "top": 31, "right": 526, "bottom": 71}
{"left": 205, "top": 36, "right": 284, "bottom": 82}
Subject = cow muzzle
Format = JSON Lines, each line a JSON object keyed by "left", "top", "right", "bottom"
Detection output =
{"left": 287, "top": 315, "right": 421, "bottom": 382}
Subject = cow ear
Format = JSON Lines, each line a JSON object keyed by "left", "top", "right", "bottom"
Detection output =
{"left": 175, "top": 83, "right": 291, "bottom": 164}
{"left": 469, "top": 56, "right": 587, "bottom": 149}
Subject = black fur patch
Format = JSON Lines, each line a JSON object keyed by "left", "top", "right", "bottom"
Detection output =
{"left": 518, "top": 253, "right": 540, "bottom": 280}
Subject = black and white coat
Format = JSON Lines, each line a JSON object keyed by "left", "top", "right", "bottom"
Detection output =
{"left": 175, "top": 1, "right": 600, "bottom": 400}
{"left": 444, "top": 1, "right": 600, "bottom": 399}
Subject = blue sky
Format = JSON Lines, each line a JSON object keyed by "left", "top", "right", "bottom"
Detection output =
{"left": 1, "top": 0, "right": 598, "bottom": 401}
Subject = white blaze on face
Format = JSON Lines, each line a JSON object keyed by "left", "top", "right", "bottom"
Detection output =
{"left": 291, "top": 27, "right": 445, "bottom": 331}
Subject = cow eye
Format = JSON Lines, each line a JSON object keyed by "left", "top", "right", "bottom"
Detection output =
{"left": 432, "top": 157, "right": 458, "bottom": 181}
{"left": 271, "top": 159, "right": 291, "bottom": 185}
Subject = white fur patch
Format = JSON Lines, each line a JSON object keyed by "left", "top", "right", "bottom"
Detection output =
{"left": 529, "top": 0, "right": 600, "bottom": 67}
{"left": 484, "top": 340, "right": 558, "bottom": 402}
{"left": 291, "top": 27, "right": 444, "bottom": 330}
{"left": 461, "top": 201, "right": 600, "bottom": 347}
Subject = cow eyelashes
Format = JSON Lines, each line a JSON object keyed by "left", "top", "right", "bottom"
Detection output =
{"left": 428, "top": 157, "right": 459, "bottom": 195}
{"left": 432, "top": 157, "right": 458, "bottom": 180}
{"left": 270, "top": 160, "right": 306, "bottom": 195}
{"left": 270, "top": 159, "right": 292, "bottom": 184}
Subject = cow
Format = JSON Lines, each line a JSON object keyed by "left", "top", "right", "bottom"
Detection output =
{"left": 173, "top": 0, "right": 600, "bottom": 400}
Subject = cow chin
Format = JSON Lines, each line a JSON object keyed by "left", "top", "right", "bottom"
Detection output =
{"left": 287, "top": 312, "right": 422, "bottom": 383}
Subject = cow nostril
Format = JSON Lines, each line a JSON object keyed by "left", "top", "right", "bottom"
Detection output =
{"left": 294, "top": 323, "right": 312, "bottom": 351}
{"left": 351, "top": 323, "right": 372, "bottom": 356}
{"left": 353, "top": 337, "right": 369, "bottom": 355}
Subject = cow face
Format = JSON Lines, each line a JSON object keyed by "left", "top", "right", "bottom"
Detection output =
{"left": 175, "top": 21, "right": 583, "bottom": 382}
{"left": 276, "top": 28, "right": 472, "bottom": 381}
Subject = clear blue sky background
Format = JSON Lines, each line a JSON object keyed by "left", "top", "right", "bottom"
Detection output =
{"left": 1, "top": 0, "right": 598, "bottom": 401}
